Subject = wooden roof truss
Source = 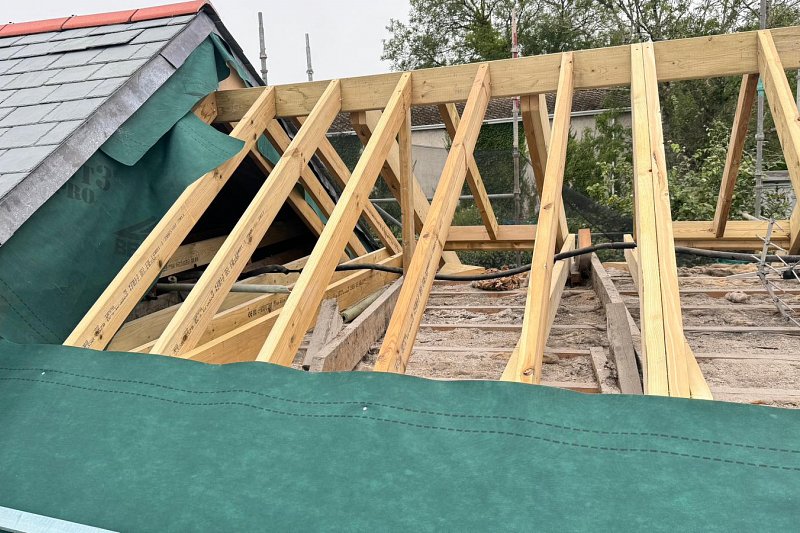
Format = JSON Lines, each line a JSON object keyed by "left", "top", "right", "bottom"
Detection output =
{"left": 64, "top": 27, "right": 800, "bottom": 399}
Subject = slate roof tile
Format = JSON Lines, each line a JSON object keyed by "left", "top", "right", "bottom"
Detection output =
{"left": 48, "top": 49, "right": 102, "bottom": 69}
{"left": 2, "top": 70, "right": 57, "bottom": 90}
{"left": 86, "top": 77, "right": 127, "bottom": 97}
{"left": 41, "top": 80, "right": 105, "bottom": 103}
{"left": 88, "top": 58, "right": 148, "bottom": 79}
{"left": 45, "top": 64, "right": 104, "bottom": 85}
{"left": 0, "top": 145, "right": 52, "bottom": 173}
{"left": 0, "top": 36, "right": 23, "bottom": 49}
{"left": 42, "top": 97, "right": 105, "bottom": 121}
{"left": 0, "top": 172, "right": 27, "bottom": 194}
{"left": 5, "top": 54, "right": 61, "bottom": 74}
{"left": 0, "top": 102, "right": 60, "bottom": 127}
{"left": 130, "top": 25, "right": 183, "bottom": 44}
{"left": 0, "top": 123, "right": 57, "bottom": 149}
{"left": 35, "top": 120, "right": 83, "bottom": 145}
{"left": 91, "top": 43, "right": 143, "bottom": 63}
{"left": 0, "top": 85, "right": 59, "bottom": 108}
{"left": 0, "top": 59, "right": 22, "bottom": 74}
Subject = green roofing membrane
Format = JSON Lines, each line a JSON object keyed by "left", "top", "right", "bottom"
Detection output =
{"left": 0, "top": 339, "right": 798, "bottom": 531}
{"left": 0, "top": 36, "right": 282, "bottom": 344}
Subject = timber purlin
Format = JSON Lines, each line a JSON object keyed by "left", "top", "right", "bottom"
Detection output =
{"left": 68, "top": 26, "right": 800, "bottom": 399}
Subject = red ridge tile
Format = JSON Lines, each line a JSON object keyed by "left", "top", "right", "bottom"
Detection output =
{"left": 0, "top": 17, "right": 70, "bottom": 38}
{"left": 0, "top": 1, "right": 208, "bottom": 38}
{"left": 61, "top": 9, "right": 138, "bottom": 30}
{"left": 130, "top": 1, "right": 208, "bottom": 22}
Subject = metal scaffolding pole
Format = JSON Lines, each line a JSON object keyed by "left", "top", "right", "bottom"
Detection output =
{"left": 755, "top": 0, "right": 769, "bottom": 217}
{"left": 257, "top": 12, "right": 268, "bottom": 84}
{"left": 305, "top": 33, "right": 314, "bottom": 82}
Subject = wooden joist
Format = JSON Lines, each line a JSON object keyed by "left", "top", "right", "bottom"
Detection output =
{"left": 258, "top": 74, "right": 413, "bottom": 366}
{"left": 757, "top": 30, "right": 800, "bottom": 253}
{"left": 151, "top": 80, "right": 342, "bottom": 357}
{"left": 213, "top": 26, "right": 800, "bottom": 119}
{"left": 64, "top": 87, "right": 277, "bottom": 351}
{"left": 439, "top": 220, "right": 790, "bottom": 250}
{"left": 712, "top": 74, "right": 758, "bottom": 237}
{"left": 438, "top": 103, "right": 499, "bottom": 238}
{"left": 624, "top": 233, "right": 711, "bottom": 399}
{"left": 374, "top": 64, "right": 492, "bottom": 374}
{"left": 505, "top": 52, "right": 574, "bottom": 384}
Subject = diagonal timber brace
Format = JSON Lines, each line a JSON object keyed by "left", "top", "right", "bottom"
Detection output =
{"left": 151, "top": 80, "right": 343, "bottom": 357}
{"left": 64, "top": 86, "right": 278, "bottom": 350}
{"left": 374, "top": 64, "right": 491, "bottom": 374}
{"left": 757, "top": 30, "right": 800, "bottom": 254}
{"left": 438, "top": 103, "right": 499, "bottom": 239}
{"left": 505, "top": 52, "right": 574, "bottom": 384}
{"left": 257, "top": 73, "right": 414, "bottom": 365}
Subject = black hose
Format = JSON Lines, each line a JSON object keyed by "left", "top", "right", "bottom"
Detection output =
{"left": 240, "top": 242, "right": 800, "bottom": 283}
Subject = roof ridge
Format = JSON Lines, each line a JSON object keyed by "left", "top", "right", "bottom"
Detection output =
{"left": 0, "top": 1, "right": 209, "bottom": 38}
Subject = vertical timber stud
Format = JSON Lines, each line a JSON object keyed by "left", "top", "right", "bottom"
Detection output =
{"left": 399, "top": 104, "right": 416, "bottom": 270}
{"left": 631, "top": 43, "right": 691, "bottom": 397}
{"left": 258, "top": 73, "right": 413, "bottom": 366}
{"left": 64, "top": 87, "right": 277, "bottom": 350}
{"left": 374, "top": 64, "right": 491, "bottom": 373}
{"left": 713, "top": 74, "right": 758, "bottom": 238}
{"left": 520, "top": 94, "right": 569, "bottom": 244}
{"left": 506, "top": 52, "right": 574, "bottom": 384}
{"left": 438, "top": 103, "right": 500, "bottom": 238}
{"left": 151, "top": 80, "right": 342, "bottom": 357}
{"left": 758, "top": 30, "right": 800, "bottom": 253}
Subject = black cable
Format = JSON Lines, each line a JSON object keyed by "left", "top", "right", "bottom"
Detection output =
{"left": 244, "top": 242, "right": 635, "bottom": 281}
{"left": 239, "top": 242, "right": 800, "bottom": 283}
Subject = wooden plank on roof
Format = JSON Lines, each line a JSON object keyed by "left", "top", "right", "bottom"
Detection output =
{"left": 520, "top": 93, "right": 569, "bottom": 244}
{"left": 501, "top": 234, "right": 576, "bottom": 381}
{"left": 213, "top": 26, "right": 800, "bottom": 119}
{"left": 399, "top": 105, "right": 416, "bottom": 271}
{"left": 309, "top": 278, "right": 403, "bottom": 372}
{"left": 374, "top": 64, "right": 491, "bottom": 374}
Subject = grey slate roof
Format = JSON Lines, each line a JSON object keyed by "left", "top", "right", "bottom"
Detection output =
{"left": 0, "top": 14, "right": 194, "bottom": 183}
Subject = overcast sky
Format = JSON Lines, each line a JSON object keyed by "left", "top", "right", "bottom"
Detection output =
{"left": 4, "top": 0, "right": 410, "bottom": 84}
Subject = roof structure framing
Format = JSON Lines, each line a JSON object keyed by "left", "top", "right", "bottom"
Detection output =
{"left": 70, "top": 25, "right": 800, "bottom": 400}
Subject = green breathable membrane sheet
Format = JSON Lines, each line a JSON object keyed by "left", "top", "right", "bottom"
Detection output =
{"left": 0, "top": 340, "right": 798, "bottom": 531}
{"left": 0, "top": 38, "right": 246, "bottom": 344}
